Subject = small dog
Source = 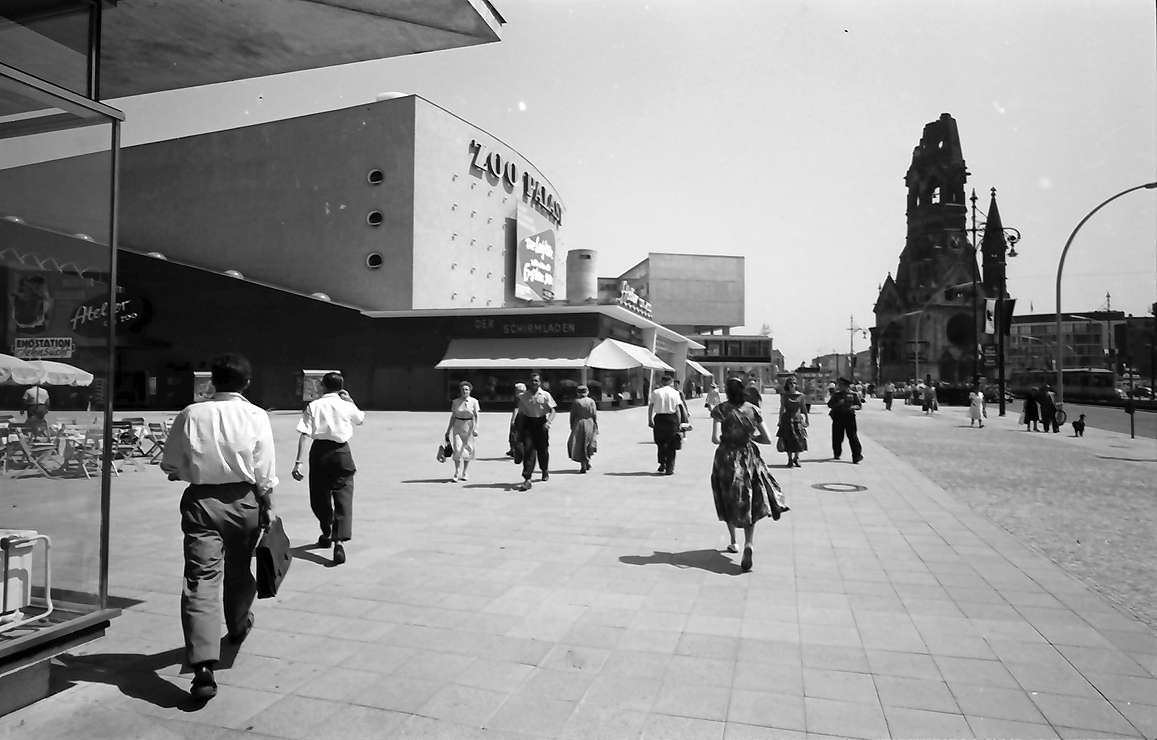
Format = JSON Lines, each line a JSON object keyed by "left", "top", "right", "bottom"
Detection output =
{"left": 1072, "top": 413, "right": 1086, "bottom": 437}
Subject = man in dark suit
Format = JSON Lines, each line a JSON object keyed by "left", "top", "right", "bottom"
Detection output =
{"left": 827, "top": 377, "right": 863, "bottom": 463}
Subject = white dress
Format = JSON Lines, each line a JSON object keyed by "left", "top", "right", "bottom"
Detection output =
{"left": 449, "top": 396, "right": 479, "bottom": 461}
{"left": 968, "top": 392, "right": 985, "bottom": 421}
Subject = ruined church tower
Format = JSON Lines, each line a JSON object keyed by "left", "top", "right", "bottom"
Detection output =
{"left": 873, "top": 113, "right": 985, "bottom": 386}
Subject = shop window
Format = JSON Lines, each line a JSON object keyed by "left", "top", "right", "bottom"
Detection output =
{"left": 0, "top": 69, "right": 119, "bottom": 656}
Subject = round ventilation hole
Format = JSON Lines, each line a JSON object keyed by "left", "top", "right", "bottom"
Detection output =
{"left": 367, "top": 169, "right": 384, "bottom": 185}
{"left": 366, "top": 253, "right": 384, "bottom": 269}
{"left": 366, "top": 210, "right": 384, "bottom": 226}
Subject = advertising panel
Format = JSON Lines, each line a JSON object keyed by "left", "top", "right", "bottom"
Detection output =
{"left": 512, "top": 204, "right": 557, "bottom": 303}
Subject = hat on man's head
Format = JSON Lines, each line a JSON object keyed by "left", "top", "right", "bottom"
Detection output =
{"left": 827, "top": 382, "right": 836, "bottom": 390}
{"left": 838, "top": 377, "right": 852, "bottom": 386}
{"left": 576, "top": 384, "right": 589, "bottom": 393}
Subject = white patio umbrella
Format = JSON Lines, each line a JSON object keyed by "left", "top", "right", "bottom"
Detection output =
{"left": 26, "top": 360, "right": 94, "bottom": 387}
{"left": 0, "top": 353, "right": 45, "bottom": 385}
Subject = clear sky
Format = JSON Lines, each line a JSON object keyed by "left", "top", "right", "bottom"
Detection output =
{"left": 111, "top": 0, "right": 1157, "bottom": 368}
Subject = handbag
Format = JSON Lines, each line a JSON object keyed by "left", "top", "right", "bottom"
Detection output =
{"left": 436, "top": 435, "right": 452, "bottom": 463}
{"left": 255, "top": 516, "right": 292, "bottom": 599}
{"left": 776, "top": 436, "right": 786, "bottom": 452}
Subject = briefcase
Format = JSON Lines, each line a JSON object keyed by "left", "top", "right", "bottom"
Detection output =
{"left": 255, "top": 516, "right": 292, "bottom": 599}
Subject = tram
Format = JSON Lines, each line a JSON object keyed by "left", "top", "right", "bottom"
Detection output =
{"left": 1008, "top": 367, "right": 1118, "bottom": 402}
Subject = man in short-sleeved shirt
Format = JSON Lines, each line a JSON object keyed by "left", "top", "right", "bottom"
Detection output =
{"left": 291, "top": 372, "right": 365, "bottom": 565}
{"left": 161, "top": 353, "right": 276, "bottom": 702}
{"left": 649, "top": 374, "right": 687, "bottom": 475}
{"left": 516, "top": 373, "right": 556, "bottom": 490}
{"left": 22, "top": 384, "right": 50, "bottom": 432}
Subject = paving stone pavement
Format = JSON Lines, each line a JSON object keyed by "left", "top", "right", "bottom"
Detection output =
{"left": 2, "top": 397, "right": 1156, "bottom": 739}
{"left": 862, "top": 398, "right": 1157, "bottom": 632}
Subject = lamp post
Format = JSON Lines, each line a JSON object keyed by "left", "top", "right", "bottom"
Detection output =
{"left": 1055, "top": 182, "right": 1157, "bottom": 404}
{"left": 969, "top": 188, "right": 1022, "bottom": 415}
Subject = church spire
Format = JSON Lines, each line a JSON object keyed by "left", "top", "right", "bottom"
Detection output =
{"left": 981, "top": 187, "right": 1007, "bottom": 292}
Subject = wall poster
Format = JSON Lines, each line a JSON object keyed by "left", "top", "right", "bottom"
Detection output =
{"left": 512, "top": 204, "right": 557, "bottom": 303}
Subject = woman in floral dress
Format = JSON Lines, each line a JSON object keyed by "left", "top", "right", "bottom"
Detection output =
{"left": 776, "top": 377, "right": 809, "bottom": 467}
{"left": 710, "top": 377, "right": 784, "bottom": 572}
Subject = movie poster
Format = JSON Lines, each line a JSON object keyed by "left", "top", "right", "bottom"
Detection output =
{"left": 512, "top": 204, "right": 557, "bottom": 303}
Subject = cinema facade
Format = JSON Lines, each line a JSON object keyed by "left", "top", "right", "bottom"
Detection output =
{"left": 3, "top": 95, "right": 700, "bottom": 411}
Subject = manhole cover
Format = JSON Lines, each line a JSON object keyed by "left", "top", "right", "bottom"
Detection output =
{"left": 811, "top": 482, "right": 869, "bottom": 493}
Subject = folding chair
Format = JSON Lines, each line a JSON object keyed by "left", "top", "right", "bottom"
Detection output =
{"left": 2, "top": 425, "right": 55, "bottom": 477}
{"left": 61, "top": 428, "right": 119, "bottom": 479}
{"left": 143, "top": 422, "right": 168, "bottom": 462}
{"left": 110, "top": 420, "right": 145, "bottom": 471}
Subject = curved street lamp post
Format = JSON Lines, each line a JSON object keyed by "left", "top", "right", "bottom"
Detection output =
{"left": 1055, "top": 182, "right": 1157, "bottom": 404}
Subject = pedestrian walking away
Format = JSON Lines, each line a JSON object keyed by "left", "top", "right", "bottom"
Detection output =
{"left": 444, "top": 381, "right": 480, "bottom": 482}
{"left": 517, "top": 372, "right": 556, "bottom": 490}
{"left": 567, "top": 384, "right": 598, "bottom": 472}
{"left": 828, "top": 376, "right": 863, "bottom": 463}
{"left": 704, "top": 382, "right": 722, "bottom": 414}
{"left": 160, "top": 353, "right": 277, "bottom": 702}
{"left": 776, "top": 377, "right": 809, "bottom": 467}
{"left": 507, "top": 382, "right": 526, "bottom": 462}
{"left": 882, "top": 381, "right": 895, "bottom": 411}
{"left": 649, "top": 373, "right": 686, "bottom": 475}
{"left": 922, "top": 374, "right": 938, "bottom": 414}
{"left": 968, "top": 384, "right": 987, "bottom": 427}
{"left": 291, "top": 372, "right": 365, "bottom": 565}
{"left": 710, "top": 376, "right": 785, "bottom": 572}
{"left": 1022, "top": 389, "right": 1041, "bottom": 431}
{"left": 1039, "top": 384, "right": 1060, "bottom": 433}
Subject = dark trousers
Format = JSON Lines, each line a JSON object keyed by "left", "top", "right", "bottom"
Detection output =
{"left": 1041, "top": 410, "right": 1059, "bottom": 432}
{"left": 309, "top": 440, "right": 355, "bottom": 541}
{"left": 831, "top": 413, "right": 862, "bottom": 459}
{"left": 653, "top": 413, "right": 680, "bottom": 472}
{"left": 884, "top": 396, "right": 893, "bottom": 410}
{"left": 520, "top": 416, "right": 550, "bottom": 479}
{"left": 180, "top": 482, "right": 260, "bottom": 666}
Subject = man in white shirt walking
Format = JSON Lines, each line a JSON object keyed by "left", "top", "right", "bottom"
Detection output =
{"left": 161, "top": 354, "right": 277, "bottom": 702}
{"left": 291, "top": 372, "right": 365, "bottom": 565}
{"left": 649, "top": 374, "right": 687, "bottom": 475}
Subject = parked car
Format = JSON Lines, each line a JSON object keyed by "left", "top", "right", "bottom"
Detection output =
{"left": 1129, "top": 386, "right": 1154, "bottom": 399}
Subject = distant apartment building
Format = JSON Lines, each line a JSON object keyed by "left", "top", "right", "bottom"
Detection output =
{"left": 1007, "top": 311, "right": 1125, "bottom": 374}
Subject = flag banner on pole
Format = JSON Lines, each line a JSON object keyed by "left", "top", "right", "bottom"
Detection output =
{"left": 984, "top": 299, "right": 996, "bottom": 334}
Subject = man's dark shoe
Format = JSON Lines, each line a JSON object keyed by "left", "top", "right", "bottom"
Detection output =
{"left": 518, "top": 479, "right": 532, "bottom": 491}
{"left": 227, "top": 612, "right": 254, "bottom": 645}
{"left": 852, "top": 455, "right": 863, "bottom": 464}
{"left": 833, "top": 455, "right": 841, "bottom": 461}
{"left": 190, "top": 664, "right": 217, "bottom": 702}
{"left": 656, "top": 465, "right": 666, "bottom": 474}
{"left": 541, "top": 472, "right": 549, "bottom": 482}
{"left": 316, "top": 535, "right": 331, "bottom": 548}
{"left": 333, "top": 542, "right": 346, "bottom": 565}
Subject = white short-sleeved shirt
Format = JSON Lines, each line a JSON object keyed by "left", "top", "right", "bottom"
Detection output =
{"left": 296, "top": 392, "right": 366, "bottom": 443}
{"left": 161, "top": 393, "right": 279, "bottom": 490}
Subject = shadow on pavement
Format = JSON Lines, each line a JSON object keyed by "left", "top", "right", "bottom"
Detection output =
{"left": 461, "top": 482, "right": 517, "bottom": 490}
{"left": 52, "top": 648, "right": 203, "bottom": 711}
{"left": 604, "top": 471, "right": 663, "bottom": 477}
{"left": 619, "top": 549, "right": 742, "bottom": 576}
{"left": 290, "top": 545, "right": 336, "bottom": 568}
{"left": 401, "top": 478, "right": 454, "bottom": 484}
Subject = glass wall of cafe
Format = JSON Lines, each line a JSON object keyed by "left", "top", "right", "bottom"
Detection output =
{"left": 0, "top": 62, "right": 121, "bottom": 698}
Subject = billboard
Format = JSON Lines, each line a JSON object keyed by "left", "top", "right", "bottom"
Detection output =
{"left": 512, "top": 204, "right": 557, "bottom": 303}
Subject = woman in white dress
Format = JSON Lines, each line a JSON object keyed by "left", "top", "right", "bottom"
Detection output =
{"left": 968, "top": 385, "right": 987, "bottom": 428}
{"left": 445, "top": 381, "right": 480, "bottom": 482}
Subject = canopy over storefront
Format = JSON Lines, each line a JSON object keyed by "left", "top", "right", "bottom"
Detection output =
{"left": 685, "top": 358, "right": 713, "bottom": 377}
{"left": 435, "top": 338, "right": 593, "bottom": 370}
{"left": 435, "top": 336, "right": 675, "bottom": 372}
{"left": 587, "top": 338, "right": 673, "bottom": 372}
